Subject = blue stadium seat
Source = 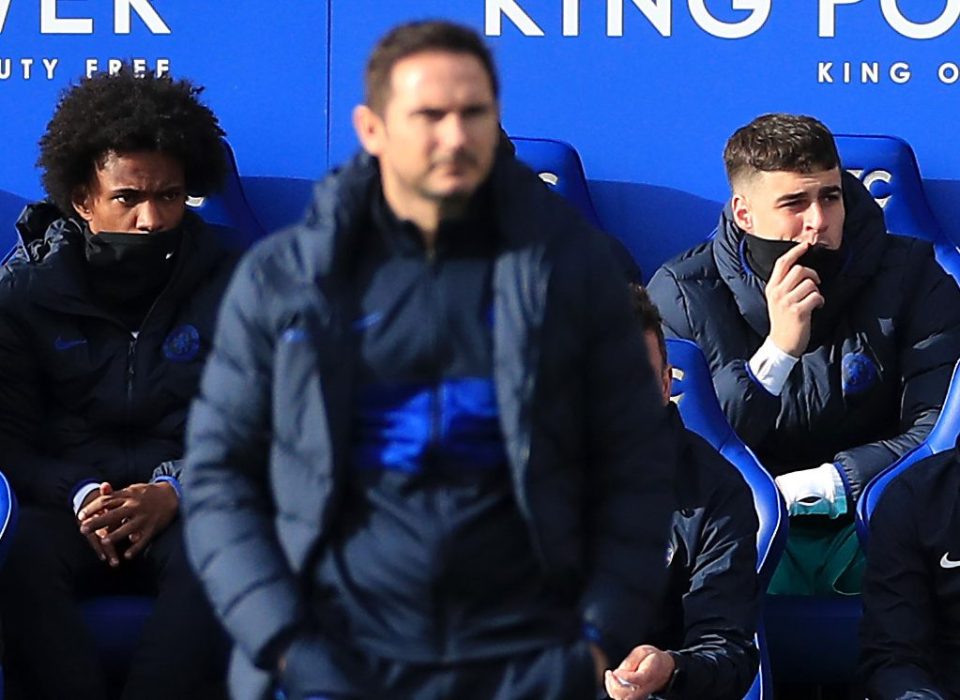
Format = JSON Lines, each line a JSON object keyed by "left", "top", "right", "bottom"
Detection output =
{"left": 510, "top": 136, "right": 603, "bottom": 228}
{"left": 847, "top": 137, "right": 960, "bottom": 537}
{"left": 0, "top": 470, "right": 19, "bottom": 700}
{"left": 185, "top": 139, "right": 267, "bottom": 250}
{"left": 668, "top": 338, "right": 861, "bottom": 687}
{"left": 0, "top": 470, "right": 18, "bottom": 570}
{"left": 510, "top": 135, "right": 642, "bottom": 279}
{"left": 856, "top": 358, "right": 960, "bottom": 542}
{"left": 666, "top": 338, "right": 788, "bottom": 700}
{"left": 0, "top": 189, "right": 28, "bottom": 260}
{"left": 836, "top": 134, "right": 960, "bottom": 282}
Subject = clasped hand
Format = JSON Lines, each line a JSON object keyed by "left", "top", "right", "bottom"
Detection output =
{"left": 77, "top": 481, "right": 179, "bottom": 566}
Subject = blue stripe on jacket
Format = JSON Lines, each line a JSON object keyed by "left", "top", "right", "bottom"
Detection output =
{"left": 353, "top": 377, "right": 507, "bottom": 473}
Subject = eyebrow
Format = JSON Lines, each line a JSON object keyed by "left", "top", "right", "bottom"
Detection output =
{"left": 410, "top": 100, "right": 494, "bottom": 115}
{"left": 108, "top": 184, "right": 183, "bottom": 196}
{"left": 775, "top": 185, "right": 842, "bottom": 205}
{"left": 775, "top": 191, "right": 810, "bottom": 205}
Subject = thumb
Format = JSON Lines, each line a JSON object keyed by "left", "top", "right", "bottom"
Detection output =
{"left": 99, "top": 482, "right": 113, "bottom": 496}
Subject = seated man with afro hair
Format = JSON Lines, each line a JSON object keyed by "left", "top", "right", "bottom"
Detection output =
{"left": 0, "top": 66, "right": 235, "bottom": 699}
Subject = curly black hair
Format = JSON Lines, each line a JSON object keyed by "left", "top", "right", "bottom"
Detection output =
{"left": 38, "top": 66, "right": 227, "bottom": 216}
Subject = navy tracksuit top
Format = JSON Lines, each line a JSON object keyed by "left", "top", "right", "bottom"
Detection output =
{"left": 313, "top": 188, "right": 575, "bottom": 663}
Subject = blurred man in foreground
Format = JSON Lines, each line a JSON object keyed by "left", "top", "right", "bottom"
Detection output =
{"left": 183, "top": 19, "right": 674, "bottom": 700}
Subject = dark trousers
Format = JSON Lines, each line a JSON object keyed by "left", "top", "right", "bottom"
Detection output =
{"left": 281, "top": 639, "right": 599, "bottom": 700}
{"left": 0, "top": 506, "right": 227, "bottom": 700}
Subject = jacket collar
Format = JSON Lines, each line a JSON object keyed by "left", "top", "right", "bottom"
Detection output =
{"left": 14, "top": 203, "right": 223, "bottom": 324}
{"left": 711, "top": 170, "right": 889, "bottom": 339}
{"left": 300, "top": 149, "right": 558, "bottom": 281}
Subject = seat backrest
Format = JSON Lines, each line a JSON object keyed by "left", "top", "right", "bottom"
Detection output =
{"left": 667, "top": 338, "right": 784, "bottom": 700}
{"left": 666, "top": 338, "right": 787, "bottom": 584}
{"left": 0, "top": 189, "right": 28, "bottom": 261}
{"left": 836, "top": 135, "right": 938, "bottom": 240}
{"left": 510, "top": 136, "right": 603, "bottom": 229}
{"left": 835, "top": 134, "right": 960, "bottom": 282}
{"left": 184, "top": 139, "right": 267, "bottom": 251}
{"left": 0, "top": 470, "right": 17, "bottom": 568}
{"left": 857, "top": 358, "right": 960, "bottom": 542}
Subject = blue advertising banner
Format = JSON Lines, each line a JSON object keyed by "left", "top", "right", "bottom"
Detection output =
{"left": 1, "top": 1, "right": 959, "bottom": 275}
{"left": 0, "top": 2, "right": 328, "bottom": 214}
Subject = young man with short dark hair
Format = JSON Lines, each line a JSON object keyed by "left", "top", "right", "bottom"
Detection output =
{"left": 0, "top": 68, "right": 234, "bottom": 699}
{"left": 648, "top": 113, "right": 960, "bottom": 595}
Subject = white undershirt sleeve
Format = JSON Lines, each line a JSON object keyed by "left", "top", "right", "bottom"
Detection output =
{"left": 747, "top": 336, "right": 799, "bottom": 396}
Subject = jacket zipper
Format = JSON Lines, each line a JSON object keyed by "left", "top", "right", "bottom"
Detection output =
{"left": 121, "top": 283, "right": 167, "bottom": 479}
{"left": 426, "top": 245, "right": 450, "bottom": 659}
{"left": 126, "top": 335, "right": 137, "bottom": 407}
{"left": 427, "top": 249, "right": 443, "bottom": 451}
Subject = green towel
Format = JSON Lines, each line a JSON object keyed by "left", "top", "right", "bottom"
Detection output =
{"left": 768, "top": 519, "right": 864, "bottom": 596}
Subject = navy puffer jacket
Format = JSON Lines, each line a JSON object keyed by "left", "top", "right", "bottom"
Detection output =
{"left": 0, "top": 203, "right": 236, "bottom": 507}
{"left": 182, "top": 151, "right": 676, "bottom": 698}
{"left": 648, "top": 173, "right": 960, "bottom": 500}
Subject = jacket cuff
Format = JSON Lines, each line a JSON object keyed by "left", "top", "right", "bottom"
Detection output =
{"left": 651, "top": 651, "right": 686, "bottom": 699}
{"left": 833, "top": 456, "right": 861, "bottom": 502}
{"left": 70, "top": 480, "right": 100, "bottom": 515}
{"left": 151, "top": 475, "right": 183, "bottom": 501}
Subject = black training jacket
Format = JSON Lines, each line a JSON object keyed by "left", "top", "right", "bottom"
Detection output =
{"left": 0, "top": 203, "right": 236, "bottom": 508}
{"left": 648, "top": 173, "right": 960, "bottom": 500}
{"left": 649, "top": 406, "right": 760, "bottom": 699}
{"left": 860, "top": 444, "right": 960, "bottom": 700}
{"left": 181, "top": 151, "right": 676, "bottom": 700}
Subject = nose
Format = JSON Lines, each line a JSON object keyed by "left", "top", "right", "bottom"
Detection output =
{"left": 136, "top": 201, "right": 165, "bottom": 233}
{"left": 438, "top": 113, "right": 468, "bottom": 150}
{"left": 804, "top": 202, "right": 828, "bottom": 242}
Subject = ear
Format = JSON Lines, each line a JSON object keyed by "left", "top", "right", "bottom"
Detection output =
{"left": 731, "top": 192, "right": 753, "bottom": 233}
{"left": 71, "top": 188, "right": 93, "bottom": 223}
{"left": 353, "top": 104, "right": 385, "bottom": 157}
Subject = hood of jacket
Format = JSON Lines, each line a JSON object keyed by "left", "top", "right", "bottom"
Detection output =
{"left": 711, "top": 171, "right": 888, "bottom": 343}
